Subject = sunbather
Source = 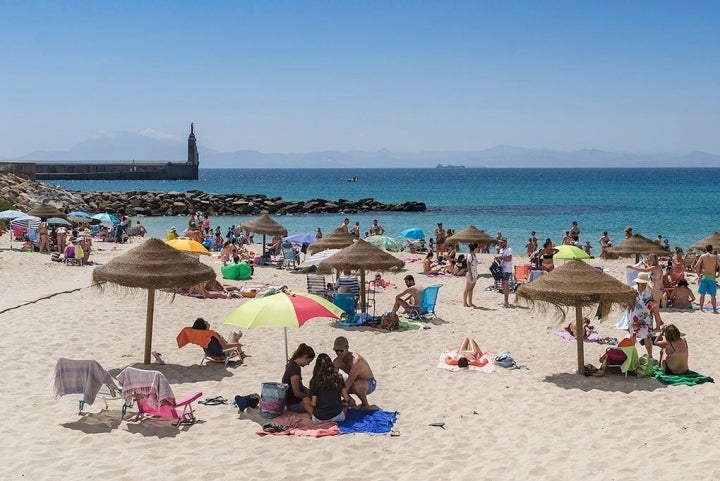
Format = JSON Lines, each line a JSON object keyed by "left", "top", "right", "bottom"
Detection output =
{"left": 655, "top": 324, "right": 689, "bottom": 374}
{"left": 565, "top": 317, "right": 596, "bottom": 340}
{"left": 191, "top": 317, "right": 247, "bottom": 359}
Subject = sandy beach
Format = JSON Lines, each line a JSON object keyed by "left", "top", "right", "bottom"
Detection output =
{"left": 1, "top": 238, "right": 719, "bottom": 481}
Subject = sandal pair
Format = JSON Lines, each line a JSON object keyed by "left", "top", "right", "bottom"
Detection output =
{"left": 199, "top": 396, "right": 228, "bottom": 406}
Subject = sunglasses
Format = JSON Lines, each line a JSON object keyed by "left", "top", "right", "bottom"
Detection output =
{"left": 334, "top": 349, "right": 345, "bottom": 354}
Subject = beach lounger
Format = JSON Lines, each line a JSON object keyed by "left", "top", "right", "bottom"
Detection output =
{"left": 513, "top": 264, "right": 532, "bottom": 284}
{"left": 117, "top": 367, "right": 202, "bottom": 427}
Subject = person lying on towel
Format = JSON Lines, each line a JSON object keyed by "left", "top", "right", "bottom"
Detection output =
{"left": 444, "top": 337, "right": 492, "bottom": 368}
{"left": 565, "top": 317, "right": 596, "bottom": 340}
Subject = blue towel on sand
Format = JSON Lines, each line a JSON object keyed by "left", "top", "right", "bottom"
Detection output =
{"left": 338, "top": 409, "right": 397, "bottom": 435}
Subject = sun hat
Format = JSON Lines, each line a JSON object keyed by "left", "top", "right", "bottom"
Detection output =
{"left": 634, "top": 272, "right": 650, "bottom": 285}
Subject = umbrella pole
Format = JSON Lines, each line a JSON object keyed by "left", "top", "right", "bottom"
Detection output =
{"left": 284, "top": 327, "right": 289, "bottom": 363}
{"left": 360, "top": 269, "right": 367, "bottom": 313}
{"left": 262, "top": 234, "right": 267, "bottom": 256}
{"left": 575, "top": 305, "right": 584, "bottom": 375}
{"left": 144, "top": 288, "right": 156, "bottom": 365}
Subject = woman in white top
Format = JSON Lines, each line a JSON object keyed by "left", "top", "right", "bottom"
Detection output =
{"left": 463, "top": 243, "right": 479, "bottom": 308}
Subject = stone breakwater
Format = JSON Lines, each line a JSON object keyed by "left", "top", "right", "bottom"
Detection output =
{"left": 0, "top": 172, "right": 426, "bottom": 216}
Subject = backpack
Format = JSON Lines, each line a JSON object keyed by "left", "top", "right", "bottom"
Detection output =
{"left": 494, "top": 351, "right": 516, "bottom": 368}
{"left": 489, "top": 260, "right": 503, "bottom": 281}
{"left": 381, "top": 312, "right": 399, "bottom": 330}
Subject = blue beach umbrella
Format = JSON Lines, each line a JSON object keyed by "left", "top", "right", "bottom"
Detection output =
{"left": 67, "top": 211, "right": 94, "bottom": 223}
{"left": 0, "top": 209, "right": 26, "bottom": 220}
{"left": 92, "top": 213, "right": 120, "bottom": 226}
{"left": 400, "top": 227, "right": 425, "bottom": 240}
{"left": 283, "top": 233, "right": 317, "bottom": 245}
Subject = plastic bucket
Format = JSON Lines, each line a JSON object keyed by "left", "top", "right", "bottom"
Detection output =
{"left": 260, "top": 382, "right": 288, "bottom": 419}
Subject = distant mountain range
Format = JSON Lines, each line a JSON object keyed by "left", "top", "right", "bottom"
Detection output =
{"left": 4, "top": 131, "right": 719, "bottom": 168}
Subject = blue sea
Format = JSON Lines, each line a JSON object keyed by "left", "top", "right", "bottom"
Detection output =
{"left": 49, "top": 168, "right": 720, "bottom": 253}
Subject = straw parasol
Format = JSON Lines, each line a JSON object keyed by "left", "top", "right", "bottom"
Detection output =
{"left": 236, "top": 214, "right": 288, "bottom": 255}
{"left": 317, "top": 239, "right": 404, "bottom": 312}
{"left": 27, "top": 204, "right": 68, "bottom": 220}
{"left": 445, "top": 225, "right": 497, "bottom": 246}
{"left": 93, "top": 238, "right": 216, "bottom": 364}
{"left": 516, "top": 259, "right": 636, "bottom": 375}
{"left": 307, "top": 228, "right": 356, "bottom": 255}
{"left": 603, "top": 234, "right": 670, "bottom": 263}
{"left": 688, "top": 232, "right": 720, "bottom": 253}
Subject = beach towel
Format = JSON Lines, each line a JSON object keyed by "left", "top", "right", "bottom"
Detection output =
{"left": 438, "top": 350, "right": 496, "bottom": 372}
{"left": 691, "top": 303, "right": 720, "bottom": 312}
{"left": 654, "top": 370, "right": 714, "bottom": 386}
{"left": 337, "top": 409, "right": 398, "bottom": 435}
{"left": 553, "top": 329, "right": 601, "bottom": 343}
{"left": 54, "top": 358, "right": 117, "bottom": 405}
{"left": 116, "top": 367, "right": 175, "bottom": 411}
{"left": 255, "top": 412, "right": 340, "bottom": 437}
{"left": 176, "top": 327, "right": 216, "bottom": 349}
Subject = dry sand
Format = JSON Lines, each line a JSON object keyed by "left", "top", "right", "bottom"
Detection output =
{"left": 1, "top": 238, "right": 719, "bottom": 481}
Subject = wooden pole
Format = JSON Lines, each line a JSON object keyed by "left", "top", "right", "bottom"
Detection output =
{"left": 575, "top": 305, "right": 584, "bottom": 375}
{"left": 144, "top": 288, "right": 155, "bottom": 365}
{"left": 359, "top": 269, "right": 367, "bottom": 313}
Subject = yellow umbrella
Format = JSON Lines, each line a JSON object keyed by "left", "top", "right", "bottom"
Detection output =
{"left": 165, "top": 237, "right": 211, "bottom": 256}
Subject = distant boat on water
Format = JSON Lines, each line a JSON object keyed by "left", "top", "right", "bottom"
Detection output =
{"left": 436, "top": 163, "right": 466, "bottom": 169}
{"left": 346, "top": 176, "right": 359, "bottom": 182}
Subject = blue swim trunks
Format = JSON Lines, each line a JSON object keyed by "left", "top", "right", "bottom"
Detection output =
{"left": 351, "top": 377, "right": 377, "bottom": 395}
{"left": 699, "top": 277, "right": 717, "bottom": 296}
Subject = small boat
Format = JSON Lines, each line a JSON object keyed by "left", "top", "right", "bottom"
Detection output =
{"left": 346, "top": 176, "right": 359, "bottom": 182}
{"left": 436, "top": 163, "right": 465, "bottom": 169}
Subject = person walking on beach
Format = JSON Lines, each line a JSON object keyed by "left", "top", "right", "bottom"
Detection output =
{"left": 435, "top": 223, "right": 447, "bottom": 256}
{"left": 695, "top": 245, "right": 720, "bottom": 313}
{"left": 38, "top": 217, "right": 50, "bottom": 254}
{"left": 495, "top": 237, "right": 513, "bottom": 307}
{"left": 463, "top": 243, "right": 479, "bottom": 307}
{"left": 569, "top": 221, "right": 580, "bottom": 243}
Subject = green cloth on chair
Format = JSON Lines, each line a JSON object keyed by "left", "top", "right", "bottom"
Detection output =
{"left": 654, "top": 370, "right": 714, "bottom": 386}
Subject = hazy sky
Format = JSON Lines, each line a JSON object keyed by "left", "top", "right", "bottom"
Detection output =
{"left": 2, "top": 1, "right": 719, "bottom": 157}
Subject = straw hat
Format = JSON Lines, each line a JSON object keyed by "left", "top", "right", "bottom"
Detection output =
{"left": 634, "top": 272, "right": 650, "bottom": 285}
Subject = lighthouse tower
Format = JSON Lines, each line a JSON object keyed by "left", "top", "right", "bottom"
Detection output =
{"left": 187, "top": 123, "right": 199, "bottom": 165}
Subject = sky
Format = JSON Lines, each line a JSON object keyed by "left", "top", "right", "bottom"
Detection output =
{"left": 2, "top": 0, "right": 719, "bottom": 157}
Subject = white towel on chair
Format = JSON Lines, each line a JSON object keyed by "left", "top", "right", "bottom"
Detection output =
{"left": 117, "top": 367, "right": 176, "bottom": 410}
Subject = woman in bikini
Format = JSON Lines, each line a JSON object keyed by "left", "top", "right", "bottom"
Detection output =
{"left": 539, "top": 240, "right": 559, "bottom": 272}
{"left": 671, "top": 247, "right": 686, "bottom": 282}
{"left": 38, "top": 217, "right": 50, "bottom": 254}
{"left": 654, "top": 324, "right": 689, "bottom": 374}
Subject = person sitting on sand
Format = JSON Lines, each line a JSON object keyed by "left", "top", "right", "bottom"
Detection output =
{"left": 422, "top": 251, "right": 444, "bottom": 275}
{"left": 566, "top": 317, "right": 596, "bottom": 340}
{"left": 191, "top": 317, "right": 247, "bottom": 360}
{"left": 309, "top": 353, "right": 352, "bottom": 422}
{"left": 282, "top": 343, "right": 315, "bottom": 414}
{"left": 332, "top": 336, "right": 375, "bottom": 409}
{"left": 452, "top": 254, "right": 467, "bottom": 276}
{"left": 391, "top": 275, "right": 424, "bottom": 314}
{"left": 369, "top": 272, "right": 392, "bottom": 290}
{"left": 668, "top": 279, "right": 695, "bottom": 309}
{"left": 654, "top": 324, "right": 689, "bottom": 374}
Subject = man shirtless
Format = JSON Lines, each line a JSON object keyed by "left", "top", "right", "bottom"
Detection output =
{"left": 332, "top": 336, "right": 375, "bottom": 408}
{"left": 391, "top": 275, "right": 423, "bottom": 314}
{"left": 695, "top": 245, "right": 720, "bottom": 313}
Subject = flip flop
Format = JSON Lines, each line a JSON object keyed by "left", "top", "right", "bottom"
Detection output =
{"left": 199, "top": 396, "right": 227, "bottom": 405}
{"left": 429, "top": 422, "right": 445, "bottom": 429}
{"left": 390, "top": 430, "right": 401, "bottom": 437}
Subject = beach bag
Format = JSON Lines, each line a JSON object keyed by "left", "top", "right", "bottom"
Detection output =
{"left": 636, "top": 354, "right": 655, "bottom": 378}
{"left": 489, "top": 260, "right": 503, "bottom": 281}
{"left": 494, "top": 351, "right": 516, "bottom": 368}
{"left": 234, "top": 393, "right": 260, "bottom": 413}
{"left": 260, "top": 382, "right": 288, "bottom": 419}
{"left": 381, "top": 312, "right": 400, "bottom": 330}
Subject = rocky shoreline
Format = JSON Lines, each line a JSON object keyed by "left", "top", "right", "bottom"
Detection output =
{"left": 0, "top": 172, "right": 426, "bottom": 216}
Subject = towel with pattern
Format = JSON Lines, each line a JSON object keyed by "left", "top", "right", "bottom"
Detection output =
{"left": 438, "top": 350, "right": 496, "bottom": 372}
{"left": 116, "top": 367, "right": 176, "bottom": 411}
{"left": 255, "top": 412, "right": 339, "bottom": 437}
{"left": 54, "top": 358, "right": 117, "bottom": 405}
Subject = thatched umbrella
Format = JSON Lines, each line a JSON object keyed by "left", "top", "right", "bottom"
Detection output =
{"left": 603, "top": 234, "right": 670, "bottom": 263}
{"left": 317, "top": 239, "right": 404, "bottom": 312}
{"left": 445, "top": 225, "right": 497, "bottom": 246}
{"left": 28, "top": 204, "right": 68, "bottom": 220}
{"left": 516, "top": 259, "right": 636, "bottom": 375}
{"left": 236, "top": 214, "right": 288, "bottom": 255}
{"left": 93, "top": 238, "right": 216, "bottom": 364}
{"left": 307, "top": 228, "right": 356, "bottom": 255}
{"left": 689, "top": 232, "right": 720, "bottom": 253}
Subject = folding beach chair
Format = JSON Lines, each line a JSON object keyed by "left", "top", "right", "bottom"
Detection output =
{"left": 54, "top": 358, "right": 125, "bottom": 415}
{"left": 306, "top": 273, "right": 329, "bottom": 299}
{"left": 513, "top": 264, "right": 532, "bottom": 285}
{"left": 408, "top": 284, "right": 442, "bottom": 320}
{"left": 281, "top": 242, "right": 298, "bottom": 269}
{"left": 117, "top": 367, "right": 202, "bottom": 427}
{"left": 599, "top": 338, "right": 639, "bottom": 377}
{"left": 333, "top": 293, "right": 356, "bottom": 316}
{"left": 176, "top": 327, "right": 242, "bottom": 367}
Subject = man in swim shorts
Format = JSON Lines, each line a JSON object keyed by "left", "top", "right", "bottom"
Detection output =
{"left": 391, "top": 274, "right": 424, "bottom": 314}
{"left": 695, "top": 244, "right": 720, "bottom": 313}
{"left": 332, "top": 336, "right": 376, "bottom": 408}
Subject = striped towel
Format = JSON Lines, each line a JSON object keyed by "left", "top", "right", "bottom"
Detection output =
{"left": 54, "top": 358, "right": 117, "bottom": 405}
{"left": 117, "top": 367, "right": 176, "bottom": 410}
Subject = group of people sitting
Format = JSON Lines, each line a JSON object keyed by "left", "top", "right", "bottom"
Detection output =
{"left": 421, "top": 249, "right": 468, "bottom": 276}
{"left": 282, "top": 337, "right": 375, "bottom": 422}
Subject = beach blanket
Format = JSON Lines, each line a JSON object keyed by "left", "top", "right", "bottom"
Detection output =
{"left": 553, "top": 329, "right": 601, "bottom": 343}
{"left": 438, "top": 350, "right": 496, "bottom": 372}
{"left": 54, "top": 358, "right": 117, "bottom": 405}
{"left": 337, "top": 409, "right": 398, "bottom": 435}
{"left": 654, "top": 370, "right": 714, "bottom": 386}
{"left": 256, "top": 412, "right": 339, "bottom": 437}
{"left": 692, "top": 303, "right": 720, "bottom": 312}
